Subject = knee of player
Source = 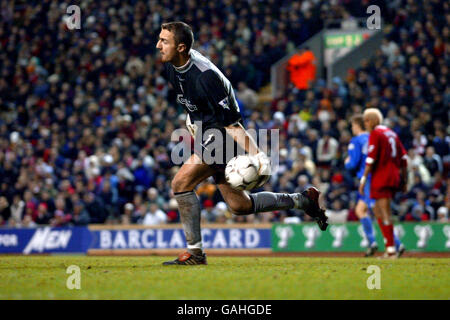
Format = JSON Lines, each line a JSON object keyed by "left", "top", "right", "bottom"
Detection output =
{"left": 171, "top": 176, "right": 192, "bottom": 193}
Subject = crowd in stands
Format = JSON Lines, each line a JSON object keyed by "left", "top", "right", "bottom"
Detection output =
{"left": 0, "top": 0, "right": 448, "bottom": 227}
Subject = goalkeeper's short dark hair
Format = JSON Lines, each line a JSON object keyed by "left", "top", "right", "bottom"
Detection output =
{"left": 161, "top": 21, "right": 194, "bottom": 53}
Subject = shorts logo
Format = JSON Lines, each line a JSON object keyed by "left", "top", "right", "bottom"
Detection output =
{"left": 202, "top": 134, "right": 215, "bottom": 150}
{"left": 177, "top": 94, "right": 198, "bottom": 112}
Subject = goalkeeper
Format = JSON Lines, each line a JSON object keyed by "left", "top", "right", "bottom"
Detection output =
{"left": 157, "top": 21, "right": 328, "bottom": 265}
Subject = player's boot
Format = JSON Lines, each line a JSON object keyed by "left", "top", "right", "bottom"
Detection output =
{"left": 396, "top": 244, "right": 406, "bottom": 258}
{"left": 364, "top": 243, "right": 378, "bottom": 257}
{"left": 294, "top": 187, "right": 328, "bottom": 231}
{"left": 162, "top": 251, "right": 208, "bottom": 266}
{"left": 378, "top": 246, "right": 397, "bottom": 259}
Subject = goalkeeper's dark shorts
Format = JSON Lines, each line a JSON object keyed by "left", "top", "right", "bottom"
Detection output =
{"left": 193, "top": 125, "right": 245, "bottom": 175}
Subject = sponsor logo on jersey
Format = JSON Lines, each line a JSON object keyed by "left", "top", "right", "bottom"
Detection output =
{"left": 177, "top": 94, "right": 198, "bottom": 112}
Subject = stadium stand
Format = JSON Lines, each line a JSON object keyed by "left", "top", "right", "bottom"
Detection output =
{"left": 0, "top": 0, "right": 448, "bottom": 227}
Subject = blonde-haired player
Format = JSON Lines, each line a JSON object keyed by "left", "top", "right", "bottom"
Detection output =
{"left": 360, "top": 108, "right": 407, "bottom": 258}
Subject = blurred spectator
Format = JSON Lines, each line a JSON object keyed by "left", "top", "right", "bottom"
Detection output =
{"left": 71, "top": 201, "right": 90, "bottom": 226}
{"left": 287, "top": 47, "right": 316, "bottom": 90}
{"left": 51, "top": 210, "right": 72, "bottom": 227}
{"left": 201, "top": 199, "right": 217, "bottom": 223}
{"left": 84, "top": 193, "right": 107, "bottom": 224}
{"left": 9, "top": 195, "right": 25, "bottom": 225}
{"left": 142, "top": 203, "right": 167, "bottom": 225}
{"left": 341, "top": 11, "right": 358, "bottom": 30}
{"left": 34, "top": 203, "right": 51, "bottom": 225}
{"left": 166, "top": 199, "right": 179, "bottom": 223}
{"left": 316, "top": 132, "right": 338, "bottom": 168}
{"left": 121, "top": 203, "right": 134, "bottom": 225}
{"left": 380, "top": 38, "right": 399, "bottom": 62}
{"left": 409, "top": 191, "right": 435, "bottom": 221}
{"left": 437, "top": 207, "right": 448, "bottom": 222}
{"left": 325, "top": 199, "right": 349, "bottom": 223}
{"left": 423, "top": 146, "right": 443, "bottom": 177}
{"left": 236, "top": 82, "right": 258, "bottom": 110}
{"left": 0, "top": 197, "right": 10, "bottom": 225}
{"left": 147, "top": 187, "right": 166, "bottom": 209}
{"left": 22, "top": 214, "right": 37, "bottom": 228}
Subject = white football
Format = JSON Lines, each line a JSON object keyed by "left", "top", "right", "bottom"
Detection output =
{"left": 225, "top": 155, "right": 260, "bottom": 191}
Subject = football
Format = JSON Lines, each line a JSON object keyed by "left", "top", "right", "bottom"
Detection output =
{"left": 225, "top": 154, "right": 271, "bottom": 191}
{"left": 225, "top": 155, "right": 259, "bottom": 191}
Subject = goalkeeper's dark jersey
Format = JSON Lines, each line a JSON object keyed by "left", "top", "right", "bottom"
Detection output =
{"left": 164, "top": 49, "right": 242, "bottom": 131}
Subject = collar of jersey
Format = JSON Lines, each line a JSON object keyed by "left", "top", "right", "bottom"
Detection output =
{"left": 174, "top": 56, "right": 193, "bottom": 74}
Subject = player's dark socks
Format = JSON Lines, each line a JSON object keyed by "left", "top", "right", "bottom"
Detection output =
{"left": 174, "top": 191, "right": 203, "bottom": 255}
{"left": 249, "top": 192, "right": 297, "bottom": 213}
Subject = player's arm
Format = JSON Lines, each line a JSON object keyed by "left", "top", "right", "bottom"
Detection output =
{"left": 359, "top": 132, "right": 378, "bottom": 194}
{"left": 397, "top": 137, "right": 409, "bottom": 192}
{"left": 196, "top": 71, "right": 260, "bottom": 155}
{"left": 196, "top": 70, "right": 240, "bottom": 122}
{"left": 345, "top": 138, "right": 360, "bottom": 171}
{"left": 359, "top": 163, "right": 372, "bottom": 195}
{"left": 224, "top": 121, "right": 271, "bottom": 188}
{"left": 224, "top": 122, "right": 260, "bottom": 155}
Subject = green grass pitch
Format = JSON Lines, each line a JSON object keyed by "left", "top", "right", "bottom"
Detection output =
{"left": 0, "top": 256, "right": 448, "bottom": 299}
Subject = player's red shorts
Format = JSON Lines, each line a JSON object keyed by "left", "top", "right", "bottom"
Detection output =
{"left": 370, "top": 186, "right": 397, "bottom": 199}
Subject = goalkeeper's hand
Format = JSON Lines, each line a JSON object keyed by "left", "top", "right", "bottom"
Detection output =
{"left": 253, "top": 152, "right": 271, "bottom": 188}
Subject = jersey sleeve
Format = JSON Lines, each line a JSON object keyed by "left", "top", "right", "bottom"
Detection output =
{"left": 345, "top": 138, "right": 361, "bottom": 171}
{"left": 196, "top": 70, "right": 240, "bottom": 126}
{"left": 366, "top": 130, "right": 380, "bottom": 166}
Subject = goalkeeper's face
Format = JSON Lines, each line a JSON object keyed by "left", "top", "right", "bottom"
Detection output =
{"left": 156, "top": 29, "right": 178, "bottom": 63}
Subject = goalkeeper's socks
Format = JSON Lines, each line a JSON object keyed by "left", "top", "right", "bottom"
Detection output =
{"left": 249, "top": 192, "right": 296, "bottom": 214}
{"left": 175, "top": 191, "right": 202, "bottom": 254}
{"left": 360, "top": 217, "right": 376, "bottom": 246}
